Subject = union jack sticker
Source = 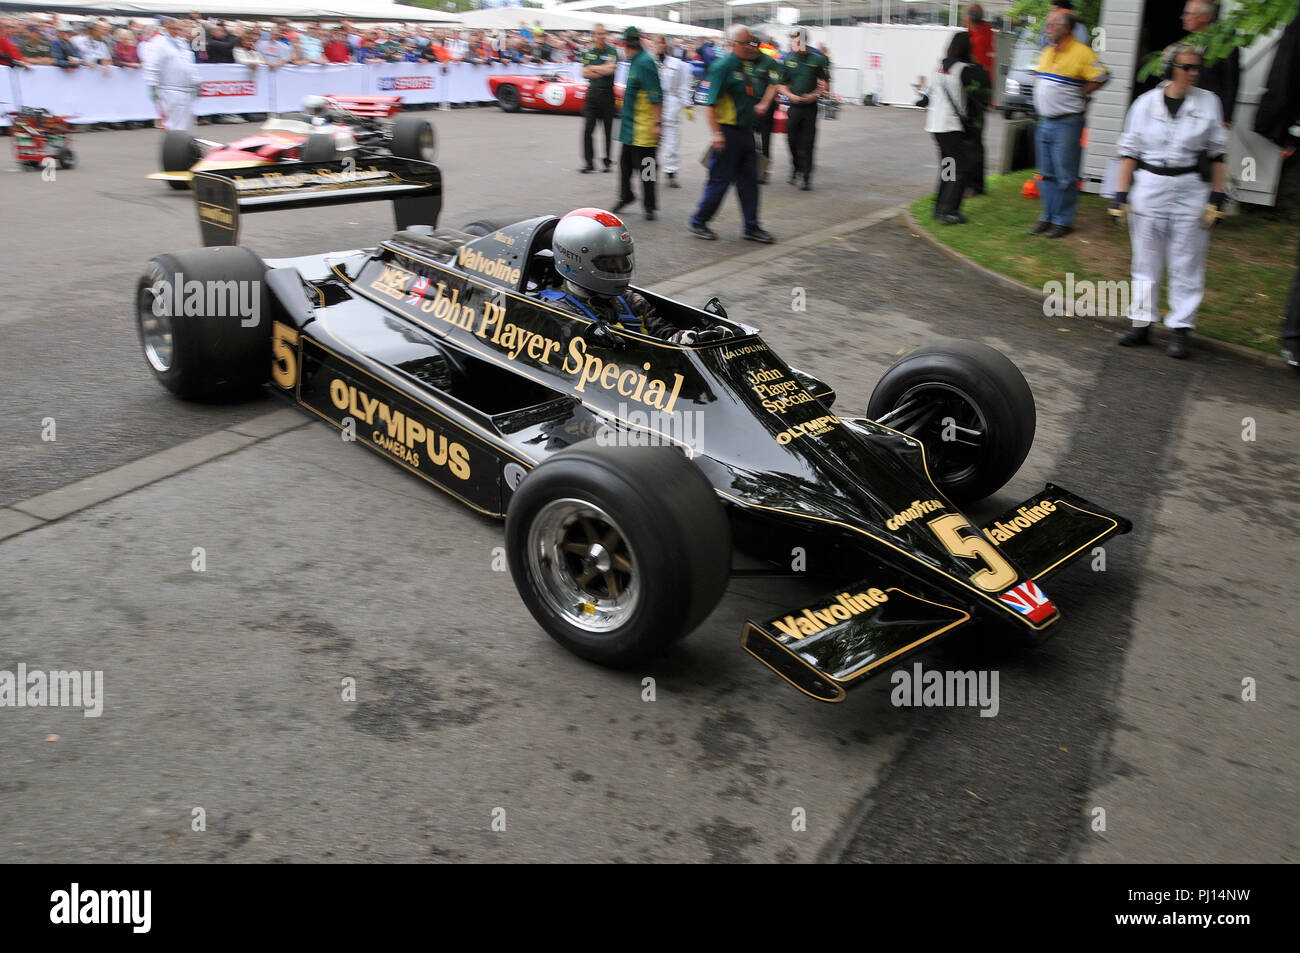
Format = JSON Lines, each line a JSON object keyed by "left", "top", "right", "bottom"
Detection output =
{"left": 405, "top": 275, "right": 430, "bottom": 305}
{"left": 999, "top": 579, "right": 1056, "bottom": 623}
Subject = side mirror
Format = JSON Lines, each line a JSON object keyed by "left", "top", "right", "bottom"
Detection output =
{"left": 702, "top": 296, "right": 728, "bottom": 319}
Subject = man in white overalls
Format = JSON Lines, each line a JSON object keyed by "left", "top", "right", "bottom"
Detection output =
{"left": 144, "top": 17, "right": 199, "bottom": 132}
{"left": 653, "top": 35, "right": 692, "bottom": 188}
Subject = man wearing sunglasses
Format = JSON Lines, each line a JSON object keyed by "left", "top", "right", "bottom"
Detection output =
{"left": 688, "top": 25, "right": 779, "bottom": 243}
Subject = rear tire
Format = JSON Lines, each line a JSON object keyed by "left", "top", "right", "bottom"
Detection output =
{"left": 161, "top": 130, "right": 200, "bottom": 190}
{"left": 496, "top": 84, "right": 521, "bottom": 113}
{"left": 461, "top": 219, "right": 509, "bottom": 237}
{"left": 506, "top": 439, "right": 731, "bottom": 667}
{"left": 136, "top": 246, "right": 270, "bottom": 401}
{"left": 390, "top": 115, "right": 437, "bottom": 162}
{"left": 868, "top": 340, "right": 1036, "bottom": 504}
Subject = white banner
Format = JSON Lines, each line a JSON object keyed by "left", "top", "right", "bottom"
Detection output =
{"left": 8, "top": 61, "right": 590, "bottom": 124}
{"left": 271, "top": 63, "right": 368, "bottom": 113}
{"left": 195, "top": 65, "right": 270, "bottom": 117}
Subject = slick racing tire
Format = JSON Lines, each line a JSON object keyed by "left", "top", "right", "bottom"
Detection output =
{"left": 136, "top": 246, "right": 270, "bottom": 401}
{"left": 390, "top": 115, "right": 437, "bottom": 162}
{"left": 161, "top": 130, "right": 201, "bottom": 190}
{"left": 495, "top": 84, "right": 521, "bottom": 113}
{"left": 505, "top": 439, "right": 731, "bottom": 667}
{"left": 55, "top": 146, "right": 76, "bottom": 170}
{"left": 300, "top": 132, "right": 337, "bottom": 162}
{"left": 868, "top": 339, "right": 1036, "bottom": 504}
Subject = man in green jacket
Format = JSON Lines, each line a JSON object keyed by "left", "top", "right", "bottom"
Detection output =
{"left": 613, "top": 27, "right": 663, "bottom": 220}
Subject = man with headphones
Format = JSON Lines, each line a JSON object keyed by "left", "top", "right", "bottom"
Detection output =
{"left": 1109, "top": 44, "right": 1228, "bottom": 359}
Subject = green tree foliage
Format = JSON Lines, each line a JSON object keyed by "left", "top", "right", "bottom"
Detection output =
{"left": 1008, "top": 0, "right": 1104, "bottom": 37}
{"left": 1138, "top": 0, "right": 1300, "bottom": 77}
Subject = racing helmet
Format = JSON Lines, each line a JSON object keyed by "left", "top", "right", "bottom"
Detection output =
{"left": 302, "top": 94, "right": 329, "bottom": 118}
{"left": 552, "top": 208, "right": 634, "bottom": 297}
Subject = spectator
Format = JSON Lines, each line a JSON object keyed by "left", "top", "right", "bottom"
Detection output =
{"left": 0, "top": 18, "right": 27, "bottom": 68}
{"left": 580, "top": 24, "right": 621, "bottom": 174}
{"left": 778, "top": 26, "right": 831, "bottom": 191}
{"left": 368, "top": 30, "right": 402, "bottom": 63}
{"left": 964, "top": 4, "right": 995, "bottom": 194}
{"left": 205, "top": 22, "right": 237, "bottom": 64}
{"left": 298, "top": 24, "right": 327, "bottom": 65}
{"left": 1038, "top": 0, "right": 1092, "bottom": 46}
{"left": 688, "top": 25, "right": 777, "bottom": 244}
{"left": 1111, "top": 44, "right": 1227, "bottom": 359}
{"left": 256, "top": 23, "right": 291, "bottom": 69}
{"left": 464, "top": 31, "right": 493, "bottom": 65}
{"left": 113, "top": 27, "right": 141, "bottom": 68}
{"left": 51, "top": 26, "right": 84, "bottom": 70}
{"left": 924, "top": 31, "right": 986, "bottom": 224}
{"left": 324, "top": 29, "right": 352, "bottom": 64}
{"left": 19, "top": 22, "right": 54, "bottom": 65}
{"left": 187, "top": 12, "right": 206, "bottom": 58}
{"left": 1030, "top": 8, "right": 1109, "bottom": 238}
{"left": 614, "top": 27, "right": 663, "bottom": 221}
{"left": 1181, "top": 0, "right": 1239, "bottom": 126}
{"left": 78, "top": 20, "right": 115, "bottom": 69}
{"left": 233, "top": 30, "right": 266, "bottom": 68}
{"left": 654, "top": 34, "right": 692, "bottom": 189}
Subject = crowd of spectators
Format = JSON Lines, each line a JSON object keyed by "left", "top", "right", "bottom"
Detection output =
{"left": 0, "top": 14, "right": 716, "bottom": 72}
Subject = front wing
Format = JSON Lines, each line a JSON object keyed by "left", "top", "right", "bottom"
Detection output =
{"left": 742, "top": 484, "right": 1131, "bottom": 702}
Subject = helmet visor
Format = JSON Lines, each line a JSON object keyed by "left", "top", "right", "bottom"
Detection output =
{"left": 592, "top": 253, "right": 632, "bottom": 275}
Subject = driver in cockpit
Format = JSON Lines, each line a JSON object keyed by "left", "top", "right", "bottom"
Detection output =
{"left": 540, "top": 207, "right": 734, "bottom": 345}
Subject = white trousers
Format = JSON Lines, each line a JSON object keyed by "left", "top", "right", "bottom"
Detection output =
{"left": 158, "top": 88, "right": 194, "bottom": 132}
{"left": 1127, "top": 208, "right": 1210, "bottom": 329}
{"left": 660, "top": 119, "right": 682, "bottom": 175}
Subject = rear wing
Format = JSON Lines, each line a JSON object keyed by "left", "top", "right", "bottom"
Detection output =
{"left": 192, "top": 156, "right": 442, "bottom": 247}
{"left": 325, "top": 94, "right": 402, "bottom": 118}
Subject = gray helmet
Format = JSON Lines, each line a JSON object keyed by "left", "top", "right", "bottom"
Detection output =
{"left": 552, "top": 208, "right": 634, "bottom": 296}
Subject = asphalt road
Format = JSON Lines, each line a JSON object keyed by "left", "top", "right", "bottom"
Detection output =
{"left": 0, "top": 104, "right": 1295, "bottom": 863}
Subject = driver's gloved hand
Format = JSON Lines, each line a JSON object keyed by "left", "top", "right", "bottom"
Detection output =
{"left": 588, "top": 322, "right": 627, "bottom": 350}
{"left": 696, "top": 326, "right": 735, "bottom": 342}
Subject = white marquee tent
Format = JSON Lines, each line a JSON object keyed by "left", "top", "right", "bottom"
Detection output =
{"left": 0, "top": 0, "right": 462, "bottom": 22}
{"left": 459, "top": 7, "right": 720, "bottom": 37}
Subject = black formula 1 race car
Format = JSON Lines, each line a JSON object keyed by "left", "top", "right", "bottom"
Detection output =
{"left": 135, "top": 156, "right": 1130, "bottom": 703}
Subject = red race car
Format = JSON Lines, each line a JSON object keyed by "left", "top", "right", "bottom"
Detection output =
{"left": 148, "top": 94, "right": 436, "bottom": 190}
{"left": 489, "top": 73, "right": 623, "bottom": 114}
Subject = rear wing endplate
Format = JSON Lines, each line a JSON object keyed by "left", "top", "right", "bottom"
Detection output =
{"left": 192, "top": 156, "right": 442, "bottom": 247}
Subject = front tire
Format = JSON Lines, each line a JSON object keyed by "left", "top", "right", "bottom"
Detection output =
{"left": 868, "top": 340, "right": 1036, "bottom": 504}
{"left": 496, "top": 84, "right": 521, "bottom": 113}
{"left": 136, "top": 246, "right": 270, "bottom": 400}
{"left": 300, "top": 132, "right": 337, "bottom": 162}
{"left": 390, "top": 115, "right": 437, "bottom": 162}
{"left": 161, "top": 130, "right": 200, "bottom": 190}
{"left": 505, "top": 440, "right": 731, "bottom": 667}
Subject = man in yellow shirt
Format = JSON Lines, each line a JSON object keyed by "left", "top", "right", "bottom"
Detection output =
{"left": 1030, "top": 8, "right": 1109, "bottom": 238}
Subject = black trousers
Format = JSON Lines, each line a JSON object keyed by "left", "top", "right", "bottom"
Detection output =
{"left": 786, "top": 101, "right": 818, "bottom": 177}
{"left": 964, "top": 127, "right": 986, "bottom": 195}
{"left": 582, "top": 88, "right": 615, "bottom": 167}
{"left": 933, "top": 131, "right": 967, "bottom": 216}
{"left": 754, "top": 109, "right": 773, "bottom": 158}
{"left": 618, "top": 143, "right": 658, "bottom": 213}
{"left": 1282, "top": 236, "right": 1300, "bottom": 352}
